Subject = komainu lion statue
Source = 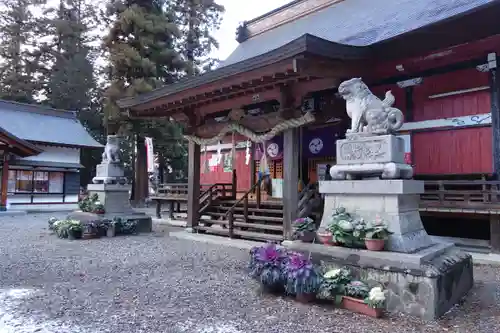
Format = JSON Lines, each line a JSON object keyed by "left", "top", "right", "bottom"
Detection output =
{"left": 338, "top": 78, "right": 404, "bottom": 135}
{"left": 102, "top": 135, "right": 121, "bottom": 163}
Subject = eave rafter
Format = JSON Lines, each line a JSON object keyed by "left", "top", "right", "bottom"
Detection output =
{"left": 127, "top": 55, "right": 357, "bottom": 120}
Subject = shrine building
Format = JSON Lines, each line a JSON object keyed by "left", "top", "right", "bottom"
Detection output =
{"left": 0, "top": 100, "right": 103, "bottom": 212}
{"left": 119, "top": 0, "right": 500, "bottom": 252}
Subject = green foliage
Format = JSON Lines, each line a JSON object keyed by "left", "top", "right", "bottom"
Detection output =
{"left": 365, "top": 219, "right": 393, "bottom": 240}
{"left": 78, "top": 193, "right": 104, "bottom": 213}
{"left": 328, "top": 207, "right": 366, "bottom": 248}
{"left": 0, "top": 0, "right": 45, "bottom": 103}
{"left": 52, "top": 219, "right": 83, "bottom": 239}
{"left": 345, "top": 280, "right": 370, "bottom": 299}
{"left": 318, "top": 267, "right": 352, "bottom": 301}
{"left": 167, "top": 0, "right": 225, "bottom": 75}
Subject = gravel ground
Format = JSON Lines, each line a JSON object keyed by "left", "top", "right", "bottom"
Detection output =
{"left": 0, "top": 213, "right": 499, "bottom": 333}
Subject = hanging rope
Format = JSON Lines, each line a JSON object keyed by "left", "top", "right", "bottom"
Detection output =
{"left": 183, "top": 112, "right": 315, "bottom": 145}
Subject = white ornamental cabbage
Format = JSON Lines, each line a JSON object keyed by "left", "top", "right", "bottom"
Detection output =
{"left": 368, "top": 287, "right": 386, "bottom": 302}
{"left": 323, "top": 269, "right": 341, "bottom": 279}
{"left": 338, "top": 220, "right": 353, "bottom": 231}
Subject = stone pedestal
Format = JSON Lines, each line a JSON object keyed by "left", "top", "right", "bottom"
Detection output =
{"left": 86, "top": 182, "right": 152, "bottom": 233}
{"left": 320, "top": 179, "right": 433, "bottom": 253}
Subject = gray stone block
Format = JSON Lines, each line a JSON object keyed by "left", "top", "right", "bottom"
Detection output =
{"left": 282, "top": 241, "right": 473, "bottom": 320}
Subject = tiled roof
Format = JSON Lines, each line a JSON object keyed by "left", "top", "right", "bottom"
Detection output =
{"left": 0, "top": 100, "right": 103, "bottom": 148}
{"left": 221, "top": 0, "right": 494, "bottom": 67}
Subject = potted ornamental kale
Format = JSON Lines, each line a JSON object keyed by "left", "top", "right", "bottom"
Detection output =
{"left": 283, "top": 252, "right": 321, "bottom": 303}
{"left": 248, "top": 242, "right": 287, "bottom": 293}
{"left": 341, "top": 280, "right": 384, "bottom": 318}
{"left": 318, "top": 267, "right": 352, "bottom": 303}
{"left": 328, "top": 207, "right": 366, "bottom": 248}
{"left": 363, "top": 286, "right": 386, "bottom": 318}
{"left": 364, "top": 217, "right": 392, "bottom": 251}
{"left": 292, "top": 217, "right": 316, "bottom": 243}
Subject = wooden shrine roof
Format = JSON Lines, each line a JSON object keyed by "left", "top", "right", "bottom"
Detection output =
{"left": 0, "top": 126, "right": 42, "bottom": 157}
{"left": 118, "top": 0, "right": 500, "bottom": 117}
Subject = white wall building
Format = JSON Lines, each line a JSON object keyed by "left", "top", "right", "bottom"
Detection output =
{"left": 0, "top": 100, "right": 103, "bottom": 212}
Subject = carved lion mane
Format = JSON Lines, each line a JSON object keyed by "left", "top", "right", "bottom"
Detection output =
{"left": 338, "top": 78, "right": 403, "bottom": 135}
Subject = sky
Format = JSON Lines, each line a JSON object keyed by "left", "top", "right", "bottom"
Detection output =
{"left": 211, "top": 0, "right": 291, "bottom": 61}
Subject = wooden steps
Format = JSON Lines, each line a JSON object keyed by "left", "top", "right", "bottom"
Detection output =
{"left": 197, "top": 198, "right": 285, "bottom": 242}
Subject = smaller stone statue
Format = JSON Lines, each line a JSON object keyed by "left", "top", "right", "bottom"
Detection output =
{"left": 102, "top": 135, "right": 121, "bottom": 164}
{"left": 338, "top": 78, "right": 404, "bottom": 136}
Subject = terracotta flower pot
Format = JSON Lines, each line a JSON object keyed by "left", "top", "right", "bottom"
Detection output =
{"left": 365, "top": 239, "right": 385, "bottom": 251}
{"left": 341, "top": 296, "right": 383, "bottom": 318}
{"left": 317, "top": 232, "right": 335, "bottom": 245}
{"left": 296, "top": 293, "right": 316, "bottom": 303}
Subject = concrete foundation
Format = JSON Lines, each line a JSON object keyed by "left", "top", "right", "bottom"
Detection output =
{"left": 283, "top": 240, "right": 473, "bottom": 320}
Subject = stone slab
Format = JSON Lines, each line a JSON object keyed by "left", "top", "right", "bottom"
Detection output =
{"left": 170, "top": 230, "right": 260, "bottom": 250}
{"left": 336, "top": 134, "right": 405, "bottom": 165}
{"left": 319, "top": 179, "right": 424, "bottom": 194}
{"left": 282, "top": 240, "right": 453, "bottom": 270}
{"left": 282, "top": 241, "right": 473, "bottom": 320}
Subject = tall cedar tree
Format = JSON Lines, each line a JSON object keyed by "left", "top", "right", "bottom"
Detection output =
{"left": 0, "top": 0, "right": 45, "bottom": 103}
{"left": 103, "top": 0, "right": 186, "bottom": 200}
{"left": 169, "top": 0, "right": 224, "bottom": 75}
{"left": 39, "top": 0, "right": 105, "bottom": 185}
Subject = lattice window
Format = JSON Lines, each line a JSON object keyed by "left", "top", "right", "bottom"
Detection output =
{"left": 274, "top": 160, "right": 283, "bottom": 179}
{"left": 269, "top": 162, "right": 275, "bottom": 179}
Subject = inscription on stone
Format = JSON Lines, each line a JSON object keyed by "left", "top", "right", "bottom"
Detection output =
{"left": 339, "top": 139, "right": 387, "bottom": 162}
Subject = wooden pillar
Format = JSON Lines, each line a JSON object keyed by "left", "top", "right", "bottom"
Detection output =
{"left": 232, "top": 169, "right": 237, "bottom": 199}
{"left": 186, "top": 141, "right": 201, "bottom": 230}
{"left": 490, "top": 215, "right": 500, "bottom": 253}
{"left": 489, "top": 53, "right": 500, "bottom": 180}
{"left": 283, "top": 128, "right": 299, "bottom": 240}
{"left": 0, "top": 151, "right": 9, "bottom": 211}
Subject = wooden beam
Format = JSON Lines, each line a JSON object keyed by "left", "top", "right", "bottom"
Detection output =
{"left": 490, "top": 215, "right": 500, "bottom": 253}
{"left": 283, "top": 128, "right": 299, "bottom": 240}
{"left": 489, "top": 53, "right": 500, "bottom": 180}
{"left": 132, "top": 59, "right": 297, "bottom": 111}
{"left": 1, "top": 152, "right": 9, "bottom": 211}
{"left": 186, "top": 141, "right": 201, "bottom": 230}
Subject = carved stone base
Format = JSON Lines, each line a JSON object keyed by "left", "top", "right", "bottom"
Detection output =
{"left": 319, "top": 179, "right": 433, "bottom": 253}
{"left": 332, "top": 134, "right": 412, "bottom": 180}
{"left": 92, "top": 162, "right": 127, "bottom": 184}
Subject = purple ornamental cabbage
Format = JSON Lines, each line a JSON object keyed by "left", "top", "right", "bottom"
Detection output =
{"left": 284, "top": 252, "right": 314, "bottom": 279}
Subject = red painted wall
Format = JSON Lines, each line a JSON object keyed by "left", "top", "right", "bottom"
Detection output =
{"left": 200, "top": 149, "right": 251, "bottom": 191}
{"left": 412, "top": 127, "right": 492, "bottom": 175}
{"left": 413, "top": 68, "right": 490, "bottom": 121}
{"left": 407, "top": 68, "right": 492, "bottom": 175}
